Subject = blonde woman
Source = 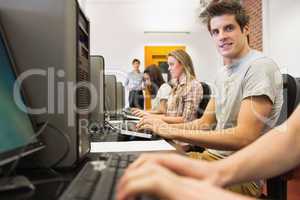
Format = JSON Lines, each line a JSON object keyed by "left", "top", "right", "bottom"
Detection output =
{"left": 134, "top": 49, "right": 203, "bottom": 124}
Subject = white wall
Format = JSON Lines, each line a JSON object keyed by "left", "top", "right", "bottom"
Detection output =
{"left": 84, "top": 0, "right": 222, "bottom": 86}
{"left": 78, "top": 0, "right": 87, "bottom": 10}
{"left": 263, "top": 0, "right": 300, "bottom": 77}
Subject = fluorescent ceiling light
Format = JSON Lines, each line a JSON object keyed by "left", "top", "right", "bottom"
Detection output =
{"left": 144, "top": 31, "right": 191, "bottom": 34}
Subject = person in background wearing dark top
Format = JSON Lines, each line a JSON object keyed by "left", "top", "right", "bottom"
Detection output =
{"left": 132, "top": 65, "right": 172, "bottom": 116}
{"left": 125, "top": 58, "right": 144, "bottom": 109}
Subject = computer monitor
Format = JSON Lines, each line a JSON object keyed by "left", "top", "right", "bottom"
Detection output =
{"left": 0, "top": 20, "right": 44, "bottom": 168}
{"left": 116, "top": 82, "right": 124, "bottom": 113}
{"left": 0, "top": 0, "right": 90, "bottom": 167}
{"left": 121, "top": 84, "right": 125, "bottom": 109}
{"left": 105, "top": 75, "right": 117, "bottom": 118}
{"left": 90, "top": 56, "right": 105, "bottom": 126}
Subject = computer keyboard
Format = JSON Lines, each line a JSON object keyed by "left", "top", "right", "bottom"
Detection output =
{"left": 90, "top": 120, "right": 161, "bottom": 142}
{"left": 90, "top": 132, "right": 120, "bottom": 142}
{"left": 59, "top": 154, "right": 157, "bottom": 200}
{"left": 58, "top": 160, "right": 105, "bottom": 200}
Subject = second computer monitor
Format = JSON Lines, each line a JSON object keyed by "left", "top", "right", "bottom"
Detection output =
{"left": 90, "top": 56, "right": 105, "bottom": 125}
{"left": 105, "top": 75, "right": 117, "bottom": 117}
{"left": 116, "top": 82, "right": 125, "bottom": 113}
{"left": 121, "top": 84, "right": 125, "bottom": 109}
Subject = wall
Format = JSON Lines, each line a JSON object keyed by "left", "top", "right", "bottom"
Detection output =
{"left": 263, "top": 0, "right": 300, "bottom": 77}
{"left": 78, "top": 0, "right": 87, "bottom": 10}
{"left": 242, "top": 0, "right": 263, "bottom": 51}
{"left": 84, "top": 0, "right": 222, "bottom": 88}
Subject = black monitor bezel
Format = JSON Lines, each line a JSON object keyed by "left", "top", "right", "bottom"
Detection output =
{"left": 90, "top": 55, "right": 105, "bottom": 124}
{"left": 105, "top": 74, "right": 117, "bottom": 116}
{"left": 0, "top": 19, "right": 44, "bottom": 167}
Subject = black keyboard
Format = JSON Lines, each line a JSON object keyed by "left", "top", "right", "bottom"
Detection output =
{"left": 91, "top": 132, "right": 120, "bottom": 142}
{"left": 59, "top": 154, "right": 157, "bottom": 200}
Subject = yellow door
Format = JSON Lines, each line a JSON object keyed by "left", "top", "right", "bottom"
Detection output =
{"left": 144, "top": 46, "right": 186, "bottom": 67}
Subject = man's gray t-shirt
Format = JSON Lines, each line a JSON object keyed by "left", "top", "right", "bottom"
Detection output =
{"left": 208, "top": 50, "right": 283, "bottom": 157}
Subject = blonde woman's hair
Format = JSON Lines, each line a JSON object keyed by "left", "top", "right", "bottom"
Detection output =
{"left": 168, "top": 49, "right": 196, "bottom": 81}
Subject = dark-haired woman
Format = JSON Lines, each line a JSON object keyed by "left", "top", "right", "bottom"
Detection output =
{"left": 132, "top": 65, "right": 171, "bottom": 117}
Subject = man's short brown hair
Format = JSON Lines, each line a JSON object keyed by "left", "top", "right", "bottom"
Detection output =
{"left": 200, "top": 0, "right": 250, "bottom": 33}
{"left": 132, "top": 58, "right": 141, "bottom": 65}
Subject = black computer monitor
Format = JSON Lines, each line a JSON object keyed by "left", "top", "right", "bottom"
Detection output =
{"left": 121, "top": 84, "right": 125, "bottom": 109}
{"left": 0, "top": 0, "right": 90, "bottom": 167}
{"left": 105, "top": 75, "right": 117, "bottom": 118}
{"left": 116, "top": 82, "right": 124, "bottom": 113}
{"left": 90, "top": 55, "right": 105, "bottom": 126}
{"left": 0, "top": 21, "right": 43, "bottom": 168}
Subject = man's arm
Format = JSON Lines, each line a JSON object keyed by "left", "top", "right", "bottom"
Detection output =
{"left": 117, "top": 162, "right": 254, "bottom": 200}
{"left": 213, "top": 105, "right": 300, "bottom": 187}
{"left": 139, "top": 96, "right": 272, "bottom": 151}
{"left": 159, "top": 115, "right": 185, "bottom": 124}
{"left": 170, "top": 98, "right": 217, "bottom": 130}
{"left": 132, "top": 106, "right": 300, "bottom": 189}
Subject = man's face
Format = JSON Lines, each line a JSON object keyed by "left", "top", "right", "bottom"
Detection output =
{"left": 210, "top": 14, "right": 249, "bottom": 60}
{"left": 133, "top": 61, "right": 140, "bottom": 70}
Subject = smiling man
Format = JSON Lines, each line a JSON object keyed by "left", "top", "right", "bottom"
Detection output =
{"left": 134, "top": 0, "right": 283, "bottom": 197}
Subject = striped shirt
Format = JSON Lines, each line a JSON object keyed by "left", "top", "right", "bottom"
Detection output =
{"left": 166, "top": 74, "right": 203, "bottom": 121}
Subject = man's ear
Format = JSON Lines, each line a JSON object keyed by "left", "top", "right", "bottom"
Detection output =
{"left": 243, "top": 25, "right": 250, "bottom": 35}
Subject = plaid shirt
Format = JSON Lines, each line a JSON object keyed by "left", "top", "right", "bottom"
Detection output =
{"left": 166, "top": 74, "right": 203, "bottom": 121}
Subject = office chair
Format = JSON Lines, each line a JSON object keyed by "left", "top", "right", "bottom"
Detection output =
{"left": 188, "top": 82, "right": 211, "bottom": 153}
{"left": 196, "top": 82, "right": 211, "bottom": 118}
{"left": 265, "top": 74, "right": 300, "bottom": 200}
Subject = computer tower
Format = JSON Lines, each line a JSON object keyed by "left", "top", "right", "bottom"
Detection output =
{"left": 0, "top": 0, "right": 91, "bottom": 167}
{"left": 90, "top": 56, "right": 105, "bottom": 126}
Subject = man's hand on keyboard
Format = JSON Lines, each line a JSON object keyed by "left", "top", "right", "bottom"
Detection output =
{"left": 116, "top": 161, "right": 253, "bottom": 200}
{"left": 131, "top": 108, "right": 149, "bottom": 118}
{"left": 116, "top": 162, "right": 180, "bottom": 200}
{"left": 126, "top": 153, "right": 217, "bottom": 184}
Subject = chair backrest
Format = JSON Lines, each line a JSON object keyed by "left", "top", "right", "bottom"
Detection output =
{"left": 266, "top": 74, "right": 300, "bottom": 200}
{"left": 276, "top": 74, "right": 299, "bottom": 125}
{"left": 196, "top": 82, "right": 211, "bottom": 118}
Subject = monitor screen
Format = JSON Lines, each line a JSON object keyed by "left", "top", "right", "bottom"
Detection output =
{"left": 0, "top": 24, "right": 42, "bottom": 166}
